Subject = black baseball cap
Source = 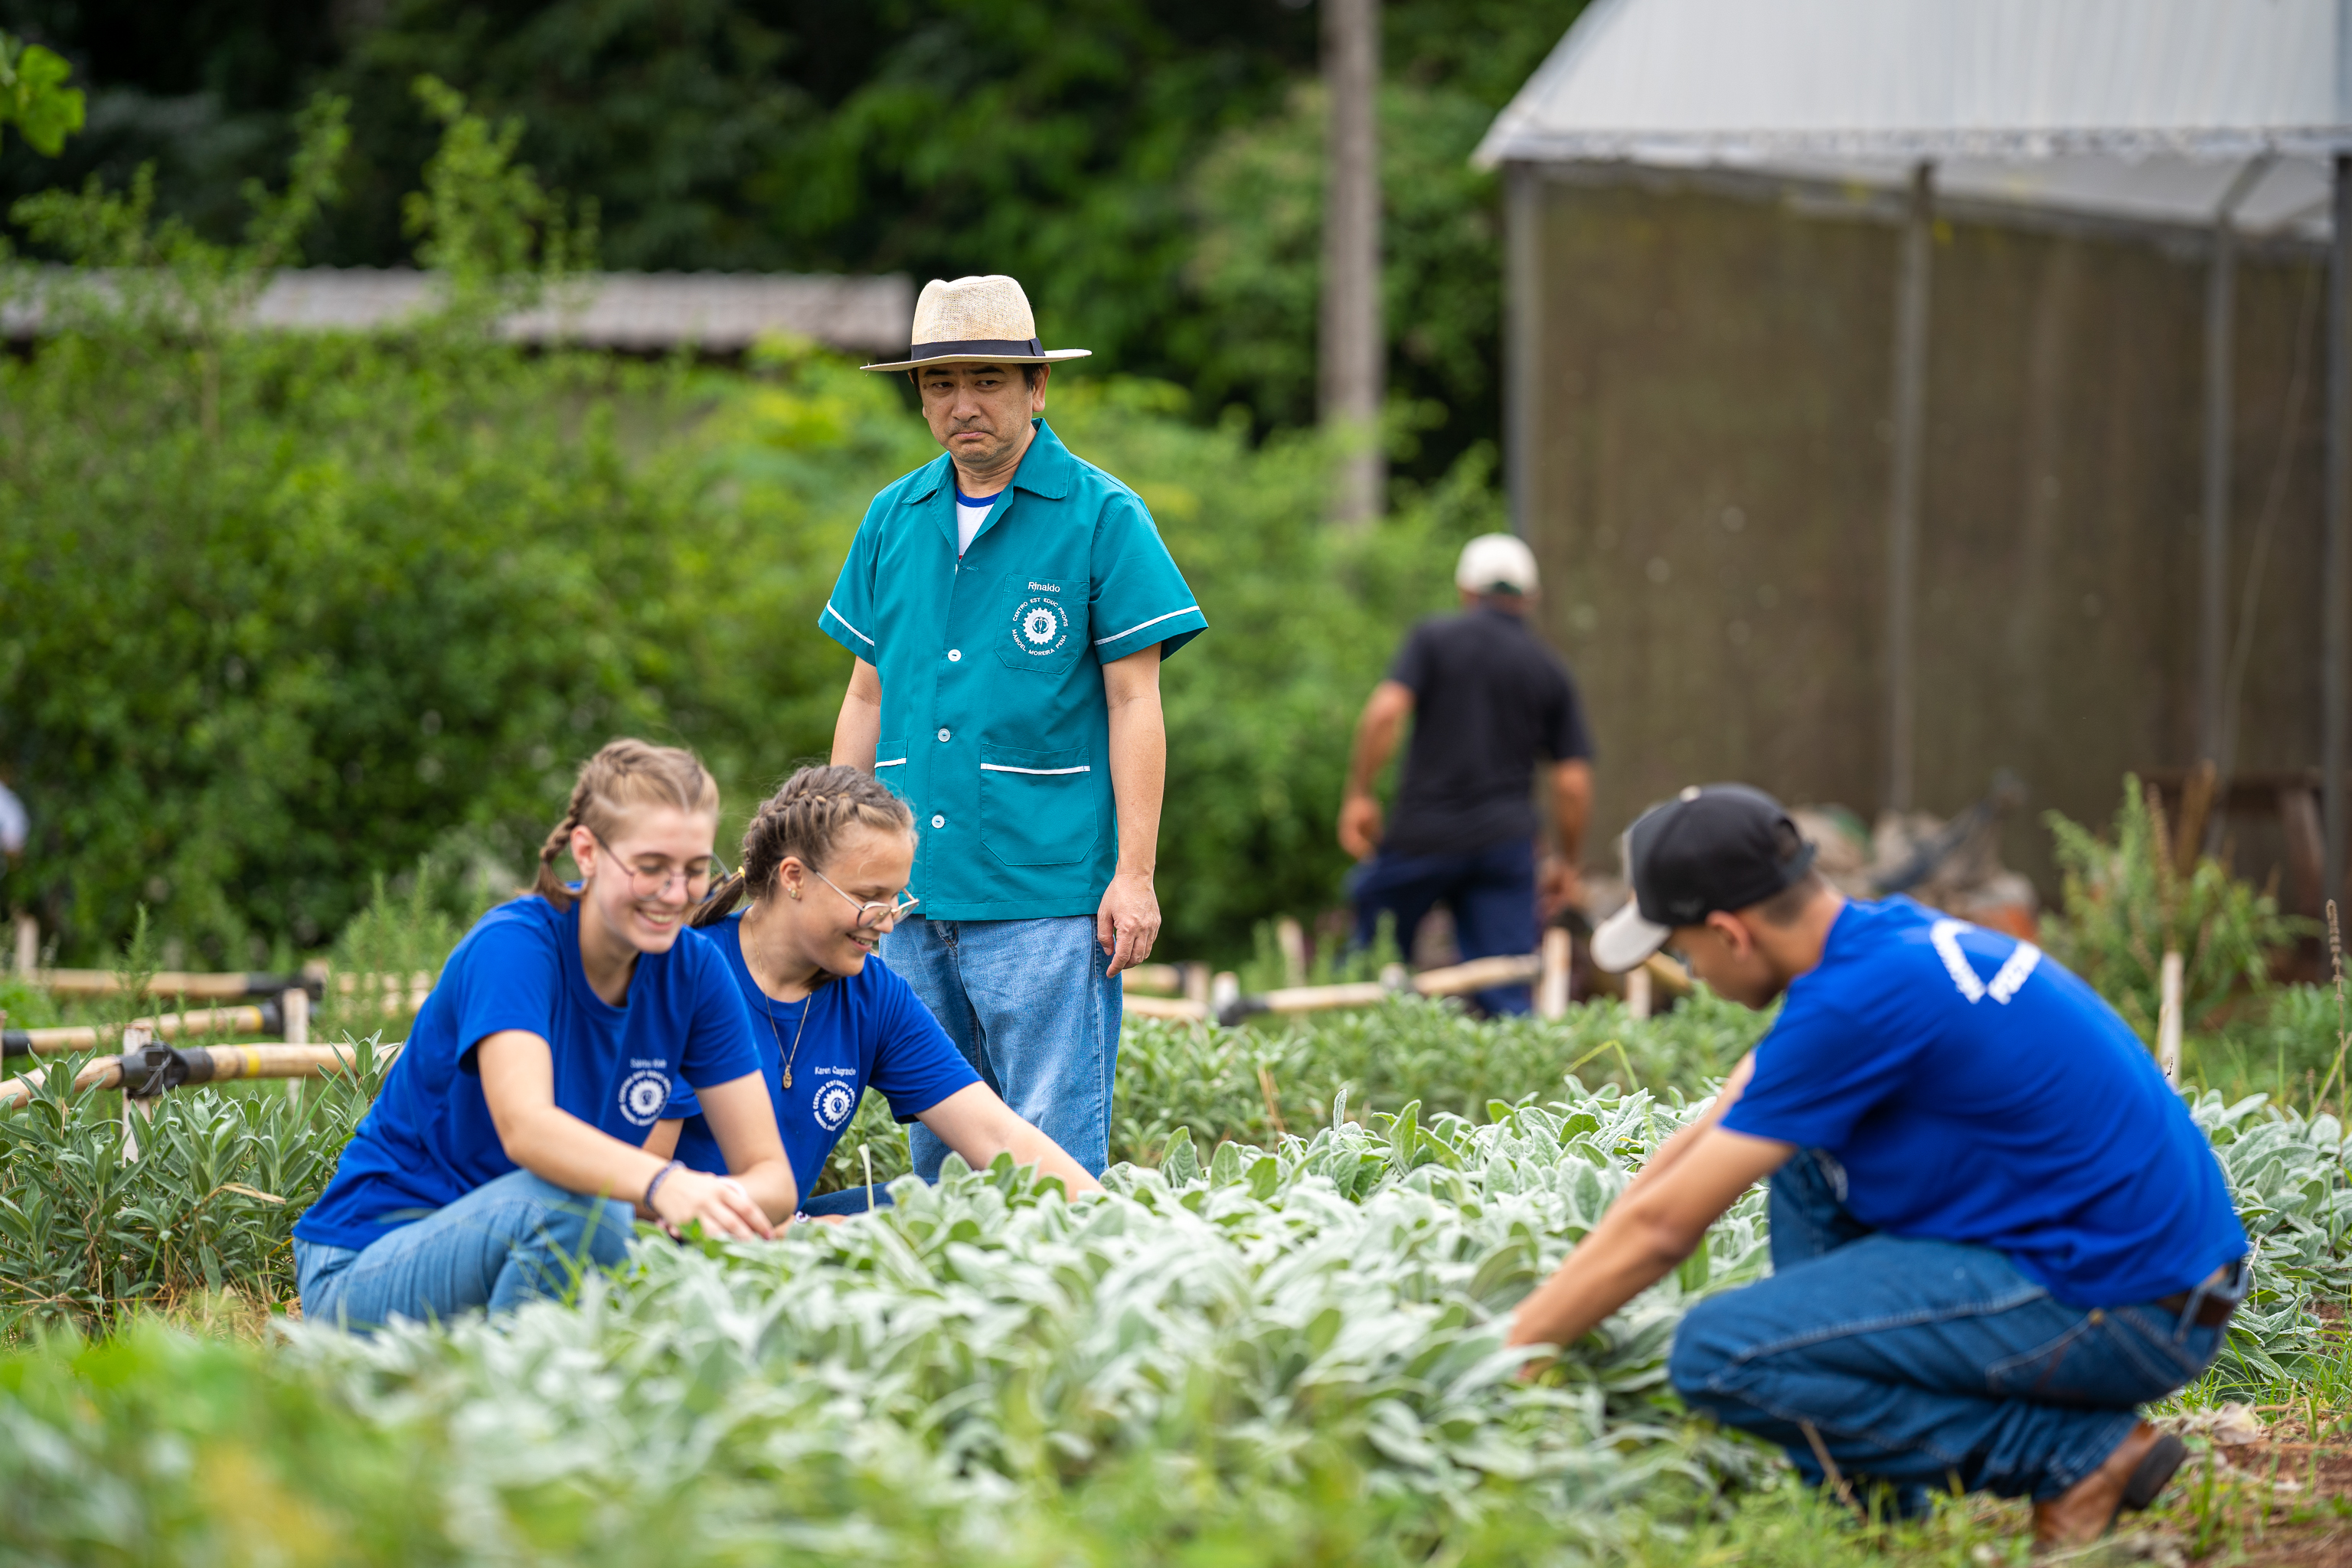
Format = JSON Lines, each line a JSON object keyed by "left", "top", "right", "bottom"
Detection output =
{"left": 1589, "top": 784, "right": 1818, "bottom": 973}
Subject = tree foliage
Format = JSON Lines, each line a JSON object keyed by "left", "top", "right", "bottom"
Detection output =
{"left": 0, "top": 27, "right": 81, "bottom": 155}
{"left": 2041, "top": 776, "right": 2308, "bottom": 1040}
{"left": 0, "top": 104, "right": 1491, "bottom": 965}
{"left": 0, "top": 0, "right": 1588, "bottom": 481}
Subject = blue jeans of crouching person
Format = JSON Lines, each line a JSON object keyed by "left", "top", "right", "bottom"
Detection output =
{"left": 1668, "top": 1149, "right": 2240, "bottom": 1513}
{"left": 294, "top": 1169, "right": 634, "bottom": 1331}
{"left": 885, "top": 914, "right": 1122, "bottom": 1179}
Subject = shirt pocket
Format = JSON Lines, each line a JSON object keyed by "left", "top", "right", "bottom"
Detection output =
{"left": 873, "top": 737, "right": 909, "bottom": 799}
{"left": 979, "top": 742, "right": 1099, "bottom": 866}
{"left": 995, "top": 570, "right": 1087, "bottom": 675}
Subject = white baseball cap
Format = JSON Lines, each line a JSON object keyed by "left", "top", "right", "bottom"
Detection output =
{"left": 1455, "top": 533, "right": 1539, "bottom": 596}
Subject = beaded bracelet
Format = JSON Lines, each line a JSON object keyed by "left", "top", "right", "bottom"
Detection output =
{"left": 642, "top": 1158, "right": 684, "bottom": 1215}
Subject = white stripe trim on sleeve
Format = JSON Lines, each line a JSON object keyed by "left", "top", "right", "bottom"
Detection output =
{"left": 1093, "top": 606, "right": 1200, "bottom": 647}
{"left": 978, "top": 763, "right": 1091, "bottom": 776}
{"left": 823, "top": 600, "right": 875, "bottom": 647}
{"left": 874, "top": 757, "right": 907, "bottom": 769}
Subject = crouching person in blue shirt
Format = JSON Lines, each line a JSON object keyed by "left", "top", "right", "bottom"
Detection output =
{"left": 1506, "top": 785, "right": 2247, "bottom": 1550}
{"left": 649, "top": 764, "right": 1101, "bottom": 1215}
{"left": 292, "top": 740, "right": 798, "bottom": 1328}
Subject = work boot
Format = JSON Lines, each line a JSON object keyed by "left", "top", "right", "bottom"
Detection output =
{"left": 2031, "top": 1421, "right": 2187, "bottom": 1551}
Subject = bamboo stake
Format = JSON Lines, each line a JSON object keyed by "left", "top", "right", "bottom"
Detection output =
{"left": 8, "top": 1001, "right": 275, "bottom": 1057}
{"left": 1537, "top": 927, "right": 1571, "bottom": 1020}
{"left": 283, "top": 986, "right": 309, "bottom": 1106}
{"left": 0, "top": 1041, "right": 401, "bottom": 1110}
{"left": 1625, "top": 966, "right": 1653, "bottom": 1022}
{"left": 2158, "top": 948, "right": 2185, "bottom": 1083}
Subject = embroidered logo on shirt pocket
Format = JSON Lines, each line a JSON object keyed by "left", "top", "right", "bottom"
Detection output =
{"left": 978, "top": 742, "right": 1098, "bottom": 866}
{"left": 997, "top": 571, "right": 1086, "bottom": 673}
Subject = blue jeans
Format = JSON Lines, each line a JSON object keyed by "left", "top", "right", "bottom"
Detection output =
{"left": 801, "top": 1184, "right": 893, "bottom": 1217}
{"left": 1349, "top": 837, "right": 1538, "bottom": 1014}
{"left": 884, "top": 914, "right": 1121, "bottom": 1178}
{"left": 293, "top": 1169, "right": 635, "bottom": 1331}
{"left": 1669, "top": 1151, "right": 2236, "bottom": 1508}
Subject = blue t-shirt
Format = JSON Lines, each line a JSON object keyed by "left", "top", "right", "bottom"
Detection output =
{"left": 294, "top": 897, "right": 762, "bottom": 1252}
{"left": 663, "top": 913, "right": 980, "bottom": 1197}
{"left": 1720, "top": 897, "right": 2246, "bottom": 1308}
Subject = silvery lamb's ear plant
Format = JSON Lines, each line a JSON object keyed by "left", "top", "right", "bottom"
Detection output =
{"left": 256, "top": 1082, "right": 1781, "bottom": 1563}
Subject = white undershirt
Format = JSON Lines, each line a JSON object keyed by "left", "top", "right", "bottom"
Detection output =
{"left": 956, "top": 488, "right": 999, "bottom": 556}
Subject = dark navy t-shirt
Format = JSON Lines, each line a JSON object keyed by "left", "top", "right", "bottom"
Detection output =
{"left": 1720, "top": 897, "right": 2246, "bottom": 1308}
{"left": 294, "top": 897, "right": 762, "bottom": 1253}
{"left": 663, "top": 913, "right": 980, "bottom": 1197}
{"left": 1386, "top": 607, "right": 1592, "bottom": 856}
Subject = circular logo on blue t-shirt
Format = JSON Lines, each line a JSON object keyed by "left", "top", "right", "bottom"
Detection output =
{"left": 619, "top": 1068, "right": 671, "bottom": 1127}
{"left": 813, "top": 1080, "right": 857, "bottom": 1132}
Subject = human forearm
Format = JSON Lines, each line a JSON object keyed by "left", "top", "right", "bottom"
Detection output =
{"left": 1615, "top": 1054, "right": 1755, "bottom": 1205}
{"left": 982, "top": 1122, "right": 1102, "bottom": 1197}
{"left": 1506, "top": 1125, "right": 1789, "bottom": 1351}
{"left": 1105, "top": 675, "right": 1166, "bottom": 877}
{"left": 923, "top": 1086, "right": 1103, "bottom": 1197}
{"left": 831, "top": 658, "right": 883, "bottom": 769}
{"left": 500, "top": 1102, "right": 671, "bottom": 1206}
{"left": 729, "top": 1158, "right": 799, "bottom": 1222}
{"left": 1549, "top": 760, "right": 1592, "bottom": 863}
{"left": 1344, "top": 691, "right": 1408, "bottom": 801}
{"left": 1505, "top": 1203, "right": 1694, "bottom": 1348}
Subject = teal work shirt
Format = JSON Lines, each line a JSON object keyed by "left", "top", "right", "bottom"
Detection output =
{"left": 821, "top": 419, "right": 1207, "bottom": 920}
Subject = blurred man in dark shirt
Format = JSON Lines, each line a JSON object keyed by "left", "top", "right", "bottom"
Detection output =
{"left": 1338, "top": 534, "right": 1592, "bottom": 1014}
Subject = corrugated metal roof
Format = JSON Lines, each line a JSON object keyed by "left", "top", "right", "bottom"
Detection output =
{"left": 3, "top": 269, "right": 916, "bottom": 352}
{"left": 1476, "top": 0, "right": 2350, "bottom": 237}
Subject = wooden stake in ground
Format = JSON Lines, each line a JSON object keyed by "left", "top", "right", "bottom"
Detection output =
{"left": 2158, "top": 948, "right": 2185, "bottom": 1083}
{"left": 283, "top": 985, "right": 309, "bottom": 1105}
{"left": 1537, "top": 927, "right": 1571, "bottom": 1020}
{"left": 1625, "top": 965, "right": 1653, "bottom": 1022}
{"left": 11, "top": 913, "right": 34, "bottom": 975}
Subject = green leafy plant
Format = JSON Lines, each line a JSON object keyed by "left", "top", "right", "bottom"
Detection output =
{"left": 2043, "top": 774, "right": 2305, "bottom": 1040}
{"left": 0, "top": 31, "right": 83, "bottom": 158}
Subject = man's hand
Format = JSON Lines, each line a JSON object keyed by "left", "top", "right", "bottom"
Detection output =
{"left": 1338, "top": 792, "right": 1384, "bottom": 861}
{"left": 1539, "top": 853, "right": 1584, "bottom": 919}
{"left": 1097, "top": 868, "right": 1160, "bottom": 975}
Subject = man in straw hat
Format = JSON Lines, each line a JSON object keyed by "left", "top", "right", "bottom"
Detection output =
{"left": 1503, "top": 783, "right": 2245, "bottom": 1546}
{"left": 1338, "top": 532, "right": 1593, "bottom": 1014}
{"left": 823, "top": 275, "right": 1207, "bottom": 1184}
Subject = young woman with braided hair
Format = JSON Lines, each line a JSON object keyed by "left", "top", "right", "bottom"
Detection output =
{"left": 649, "top": 764, "right": 1099, "bottom": 1216}
{"left": 295, "top": 740, "right": 797, "bottom": 1328}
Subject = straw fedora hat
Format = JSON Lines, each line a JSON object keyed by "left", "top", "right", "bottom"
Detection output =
{"left": 861, "top": 274, "right": 1093, "bottom": 373}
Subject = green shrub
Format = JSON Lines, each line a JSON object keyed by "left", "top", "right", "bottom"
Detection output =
{"left": 0, "top": 98, "right": 1478, "bottom": 969}
{"left": 2042, "top": 774, "right": 2305, "bottom": 1040}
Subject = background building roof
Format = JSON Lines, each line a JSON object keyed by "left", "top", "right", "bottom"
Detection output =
{"left": 5, "top": 270, "right": 916, "bottom": 354}
{"left": 1475, "top": 0, "right": 2351, "bottom": 240}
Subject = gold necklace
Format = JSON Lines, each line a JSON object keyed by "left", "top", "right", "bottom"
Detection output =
{"left": 753, "top": 953, "right": 824, "bottom": 1089}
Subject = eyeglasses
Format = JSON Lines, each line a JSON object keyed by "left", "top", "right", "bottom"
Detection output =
{"left": 808, "top": 866, "right": 920, "bottom": 930}
{"left": 587, "top": 831, "right": 717, "bottom": 901}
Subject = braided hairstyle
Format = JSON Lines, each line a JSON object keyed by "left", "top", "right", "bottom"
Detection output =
{"left": 534, "top": 739, "right": 722, "bottom": 912}
{"left": 693, "top": 763, "right": 915, "bottom": 928}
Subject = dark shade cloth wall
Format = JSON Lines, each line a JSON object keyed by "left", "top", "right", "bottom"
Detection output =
{"left": 1517, "top": 173, "right": 2328, "bottom": 895}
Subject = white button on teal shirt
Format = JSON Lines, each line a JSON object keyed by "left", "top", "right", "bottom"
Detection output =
{"left": 822, "top": 420, "right": 1207, "bottom": 919}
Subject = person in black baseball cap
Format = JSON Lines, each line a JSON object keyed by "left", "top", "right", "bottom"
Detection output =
{"left": 1507, "top": 783, "right": 2247, "bottom": 1547}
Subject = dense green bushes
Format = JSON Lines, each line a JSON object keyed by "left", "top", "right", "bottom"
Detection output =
{"left": 0, "top": 106, "right": 1485, "bottom": 966}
